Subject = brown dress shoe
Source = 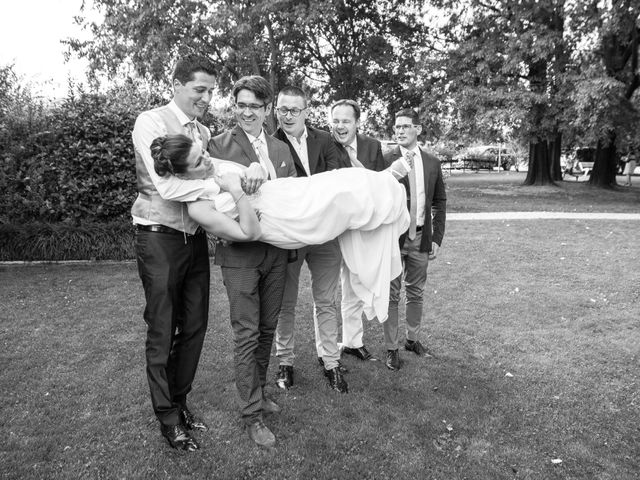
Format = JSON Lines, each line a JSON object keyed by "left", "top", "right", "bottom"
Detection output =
{"left": 247, "top": 419, "right": 276, "bottom": 448}
{"left": 262, "top": 396, "right": 282, "bottom": 415}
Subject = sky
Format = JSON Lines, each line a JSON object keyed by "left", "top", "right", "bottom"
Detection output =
{"left": 1, "top": 0, "right": 92, "bottom": 97}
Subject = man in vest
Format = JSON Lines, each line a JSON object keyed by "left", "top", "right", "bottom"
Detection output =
{"left": 131, "top": 55, "right": 264, "bottom": 452}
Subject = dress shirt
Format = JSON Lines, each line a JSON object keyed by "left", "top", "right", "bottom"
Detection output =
{"left": 284, "top": 127, "right": 310, "bottom": 176}
{"left": 399, "top": 145, "right": 425, "bottom": 227}
{"left": 131, "top": 100, "right": 220, "bottom": 225}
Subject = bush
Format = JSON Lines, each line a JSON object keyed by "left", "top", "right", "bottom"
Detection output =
{"left": 0, "top": 221, "right": 135, "bottom": 261}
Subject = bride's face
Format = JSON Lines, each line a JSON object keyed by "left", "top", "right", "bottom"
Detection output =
{"left": 179, "top": 143, "right": 211, "bottom": 179}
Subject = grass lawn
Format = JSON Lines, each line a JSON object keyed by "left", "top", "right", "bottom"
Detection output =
{"left": 1, "top": 174, "right": 639, "bottom": 479}
{"left": 445, "top": 171, "right": 640, "bottom": 213}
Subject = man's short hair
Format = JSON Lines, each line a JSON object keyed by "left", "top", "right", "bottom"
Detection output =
{"left": 172, "top": 55, "right": 217, "bottom": 83}
{"left": 232, "top": 76, "right": 274, "bottom": 104}
{"left": 395, "top": 108, "right": 420, "bottom": 125}
{"left": 277, "top": 86, "right": 308, "bottom": 106}
{"left": 330, "top": 99, "right": 361, "bottom": 120}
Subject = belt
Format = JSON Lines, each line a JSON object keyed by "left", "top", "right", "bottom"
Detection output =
{"left": 135, "top": 224, "right": 205, "bottom": 236}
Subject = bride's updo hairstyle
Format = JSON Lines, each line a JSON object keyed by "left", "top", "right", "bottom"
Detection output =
{"left": 150, "top": 134, "right": 193, "bottom": 177}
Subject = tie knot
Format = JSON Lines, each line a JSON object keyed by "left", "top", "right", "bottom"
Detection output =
{"left": 405, "top": 150, "right": 415, "bottom": 168}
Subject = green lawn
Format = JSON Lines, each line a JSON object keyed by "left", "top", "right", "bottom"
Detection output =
{"left": 2, "top": 213, "right": 639, "bottom": 479}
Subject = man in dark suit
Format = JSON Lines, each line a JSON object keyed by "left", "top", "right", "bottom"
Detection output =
{"left": 330, "top": 99, "right": 390, "bottom": 363}
{"left": 271, "top": 86, "right": 348, "bottom": 393}
{"left": 208, "top": 76, "right": 296, "bottom": 448}
{"left": 382, "top": 108, "right": 446, "bottom": 371}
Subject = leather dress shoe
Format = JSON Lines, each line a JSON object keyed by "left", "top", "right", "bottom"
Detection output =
{"left": 160, "top": 423, "right": 199, "bottom": 451}
{"left": 276, "top": 365, "right": 294, "bottom": 390}
{"left": 262, "top": 396, "right": 282, "bottom": 415}
{"left": 385, "top": 349, "right": 401, "bottom": 370}
{"left": 404, "top": 340, "right": 433, "bottom": 358}
{"left": 180, "top": 406, "right": 208, "bottom": 431}
{"left": 324, "top": 367, "right": 349, "bottom": 393}
{"left": 317, "top": 357, "right": 349, "bottom": 374}
{"left": 247, "top": 419, "right": 276, "bottom": 448}
{"left": 342, "top": 345, "right": 377, "bottom": 361}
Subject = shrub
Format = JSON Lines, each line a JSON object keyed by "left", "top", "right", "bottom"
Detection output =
{"left": 0, "top": 221, "right": 135, "bottom": 261}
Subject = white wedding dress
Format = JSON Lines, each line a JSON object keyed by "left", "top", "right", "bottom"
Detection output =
{"left": 211, "top": 164, "right": 410, "bottom": 321}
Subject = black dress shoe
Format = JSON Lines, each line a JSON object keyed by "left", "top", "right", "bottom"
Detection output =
{"left": 317, "top": 357, "right": 349, "bottom": 374}
{"left": 276, "top": 365, "right": 294, "bottom": 390}
{"left": 324, "top": 367, "right": 349, "bottom": 393}
{"left": 404, "top": 340, "right": 433, "bottom": 358}
{"left": 342, "top": 345, "right": 377, "bottom": 361}
{"left": 385, "top": 349, "right": 401, "bottom": 370}
{"left": 180, "top": 406, "right": 208, "bottom": 431}
{"left": 160, "top": 423, "right": 200, "bottom": 451}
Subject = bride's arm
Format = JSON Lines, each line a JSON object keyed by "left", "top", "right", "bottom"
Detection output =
{"left": 187, "top": 170, "right": 261, "bottom": 241}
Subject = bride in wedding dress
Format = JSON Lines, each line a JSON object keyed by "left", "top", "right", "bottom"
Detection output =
{"left": 151, "top": 134, "right": 410, "bottom": 321}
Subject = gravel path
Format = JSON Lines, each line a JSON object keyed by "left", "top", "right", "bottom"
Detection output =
{"left": 448, "top": 212, "right": 640, "bottom": 220}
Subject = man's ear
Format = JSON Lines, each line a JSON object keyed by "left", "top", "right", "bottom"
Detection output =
{"left": 265, "top": 103, "right": 272, "bottom": 115}
{"left": 415, "top": 125, "right": 423, "bottom": 135}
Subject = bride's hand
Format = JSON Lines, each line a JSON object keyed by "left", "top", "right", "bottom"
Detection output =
{"left": 214, "top": 170, "right": 243, "bottom": 193}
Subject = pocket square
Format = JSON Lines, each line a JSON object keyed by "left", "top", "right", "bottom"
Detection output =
{"left": 279, "top": 161, "right": 286, "bottom": 167}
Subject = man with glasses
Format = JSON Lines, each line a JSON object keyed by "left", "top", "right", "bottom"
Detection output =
{"left": 208, "top": 75, "right": 296, "bottom": 448}
{"left": 271, "top": 86, "right": 347, "bottom": 393}
{"left": 329, "top": 99, "right": 410, "bottom": 364}
{"left": 382, "top": 108, "right": 446, "bottom": 371}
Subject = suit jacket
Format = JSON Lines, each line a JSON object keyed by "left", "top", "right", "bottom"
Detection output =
{"left": 273, "top": 125, "right": 340, "bottom": 176}
{"left": 333, "top": 133, "right": 386, "bottom": 172}
{"left": 384, "top": 147, "right": 446, "bottom": 253}
{"left": 208, "top": 125, "right": 297, "bottom": 267}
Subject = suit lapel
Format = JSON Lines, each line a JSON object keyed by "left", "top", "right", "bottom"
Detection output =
{"left": 306, "top": 127, "right": 320, "bottom": 175}
{"left": 275, "top": 128, "right": 304, "bottom": 174}
{"left": 232, "top": 126, "right": 260, "bottom": 165}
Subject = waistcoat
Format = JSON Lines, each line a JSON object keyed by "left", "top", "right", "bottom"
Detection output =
{"left": 130, "top": 106, "right": 209, "bottom": 234}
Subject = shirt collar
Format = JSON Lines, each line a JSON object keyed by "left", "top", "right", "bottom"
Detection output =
{"left": 168, "top": 100, "right": 194, "bottom": 127}
{"left": 399, "top": 145, "right": 420, "bottom": 158}
{"left": 346, "top": 137, "right": 357, "bottom": 152}
{"left": 285, "top": 126, "right": 308, "bottom": 145}
{"left": 245, "top": 129, "right": 267, "bottom": 145}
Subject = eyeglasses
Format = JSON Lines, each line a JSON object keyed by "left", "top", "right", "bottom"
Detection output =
{"left": 235, "top": 102, "right": 266, "bottom": 113}
{"left": 275, "top": 107, "right": 306, "bottom": 117}
{"left": 393, "top": 124, "right": 416, "bottom": 132}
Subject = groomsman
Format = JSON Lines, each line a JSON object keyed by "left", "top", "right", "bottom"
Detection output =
{"left": 131, "top": 55, "right": 218, "bottom": 452}
{"left": 329, "top": 99, "right": 409, "bottom": 362}
{"left": 272, "top": 86, "right": 348, "bottom": 393}
{"left": 208, "top": 76, "right": 296, "bottom": 448}
{"left": 382, "top": 108, "right": 446, "bottom": 371}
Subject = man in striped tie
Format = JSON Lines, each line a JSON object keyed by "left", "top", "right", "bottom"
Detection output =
{"left": 382, "top": 108, "right": 447, "bottom": 371}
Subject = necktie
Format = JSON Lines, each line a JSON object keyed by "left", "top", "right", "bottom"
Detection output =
{"left": 346, "top": 145, "right": 364, "bottom": 168}
{"left": 406, "top": 150, "right": 418, "bottom": 240}
{"left": 253, "top": 137, "right": 277, "bottom": 179}
{"left": 185, "top": 122, "right": 202, "bottom": 151}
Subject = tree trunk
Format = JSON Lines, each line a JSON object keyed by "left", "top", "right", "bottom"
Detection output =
{"left": 550, "top": 131, "right": 563, "bottom": 181}
{"left": 589, "top": 136, "right": 618, "bottom": 187}
{"left": 524, "top": 139, "right": 556, "bottom": 186}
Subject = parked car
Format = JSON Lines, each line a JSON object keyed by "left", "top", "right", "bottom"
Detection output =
{"left": 452, "top": 145, "right": 519, "bottom": 171}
